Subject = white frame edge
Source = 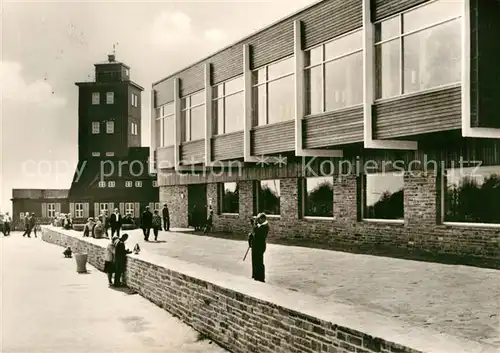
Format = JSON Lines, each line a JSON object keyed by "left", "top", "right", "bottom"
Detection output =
{"left": 461, "top": 0, "right": 500, "bottom": 138}
{"left": 362, "top": 0, "right": 417, "bottom": 151}
{"left": 174, "top": 78, "right": 182, "bottom": 171}
{"left": 150, "top": 86, "right": 157, "bottom": 174}
{"left": 294, "top": 20, "right": 343, "bottom": 158}
{"left": 204, "top": 63, "right": 213, "bottom": 165}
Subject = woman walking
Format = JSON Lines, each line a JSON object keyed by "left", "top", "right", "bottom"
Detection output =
{"left": 152, "top": 210, "right": 162, "bottom": 242}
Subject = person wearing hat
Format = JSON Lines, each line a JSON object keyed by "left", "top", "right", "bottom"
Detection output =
{"left": 141, "top": 206, "right": 153, "bottom": 241}
{"left": 248, "top": 213, "right": 269, "bottom": 282}
{"left": 161, "top": 203, "right": 170, "bottom": 231}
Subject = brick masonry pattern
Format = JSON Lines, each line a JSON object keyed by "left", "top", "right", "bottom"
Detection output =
{"left": 42, "top": 227, "right": 425, "bottom": 353}
{"left": 161, "top": 171, "right": 500, "bottom": 263}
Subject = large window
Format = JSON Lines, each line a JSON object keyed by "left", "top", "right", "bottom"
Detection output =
{"left": 363, "top": 173, "right": 404, "bottom": 220}
{"left": 156, "top": 102, "right": 175, "bottom": 147}
{"left": 252, "top": 57, "right": 294, "bottom": 126}
{"left": 220, "top": 182, "right": 239, "bottom": 214}
{"left": 444, "top": 167, "right": 500, "bottom": 224}
{"left": 99, "top": 203, "right": 109, "bottom": 213}
{"left": 181, "top": 91, "right": 205, "bottom": 141}
{"left": 304, "top": 177, "right": 334, "bottom": 217}
{"left": 47, "top": 203, "right": 56, "bottom": 218}
{"left": 374, "top": 0, "right": 462, "bottom": 99}
{"left": 305, "top": 30, "right": 363, "bottom": 115}
{"left": 213, "top": 76, "right": 244, "bottom": 134}
{"left": 106, "top": 121, "right": 114, "bottom": 134}
{"left": 258, "top": 180, "right": 280, "bottom": 216}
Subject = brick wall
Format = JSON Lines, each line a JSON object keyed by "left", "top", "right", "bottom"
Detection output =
{"left": 160, "top": 170, "right": 500, "bottom": 266}
{"left": 42, "top": 226, "right": 478, "bottom": 353}
{"left": 160, "top": 184, "right": 188, "bottom": 228}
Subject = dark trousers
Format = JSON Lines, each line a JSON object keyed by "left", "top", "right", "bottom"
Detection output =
{"left": 251, "top": 249, "right": 265, "bottom": 282}
{"left": 143, "top": 227, "right": 151, "bottom": 241}
{"left": 163, "top": 217, "right": 170, "bottom": 231}
{"left": 153, "top": 227, "right": 160, "bottom": 240}
{"left": 104, "top": 227, "right": 110, "bottom": 238}
{"left": 22, "top": 226, "right": 31, "bottom": 237}
{"left": 111, "top": 227, "right": 121, "bottom": 238}
{"left": 114, "top": 264, "right": 125, "bottom": 286}
{"left": 3, "top": 222, "right": 10, "bottom": 235}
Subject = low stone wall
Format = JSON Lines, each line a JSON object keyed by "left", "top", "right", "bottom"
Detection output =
{"left": 41, "top": 226, "right": 496, "bottom": 353}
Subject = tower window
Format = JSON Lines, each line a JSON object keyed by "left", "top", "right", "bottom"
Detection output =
{"left": 152, "top": 181, "right": 158, "bottom": 187}
{"left": 125, "top": 181, "right": 133, "bottom": 187}
{"left": 92, "top": 121, "right": 100, "bottom": 134}
{"left": 135, "top": 181, "right": 143, "bottom": 187}
{"left": 106, "top": 92, "right": 114, "bottom": 104}
{"left": 131, "top": 122, "right": 138, "bottom": 135}
{"left": 92, "top": 152, "right": 100, "bottom": 157}
{"left": 92, "top": 92, "right": 100, "bottom": 105}
{"left": 98, "top": 181, "right": 106, "bottom": 188}
{"left": 106, "top": 121, "right": 114, "bottom": 134}
{"left": 108, "top": 181, "right": 115, "bottom": 187}
{"left": 106, "top": 152, "right": 114, "bottom": 157}
{"left": 131, "top": 93, "right": 138, "bottom": 107}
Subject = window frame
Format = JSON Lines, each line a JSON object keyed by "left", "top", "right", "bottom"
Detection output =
{"left": 75, "top": 203, "right": 84, "bottom": 218}
{"left": 156, "top": 102, "right": 175, "bottom": 147}
{"left": 257, "top": 179, "right": 281, "bottom": 217}
{"left": 302, "top": 177, "right": 334, "bottom": 219}
{"left": 125, "top": 202, "right": 135, "bottom": 217}
{"left": 373, "top": 0, "right": 462, "bottom": 100}
{"left": 361, "top": 173, "right": 405, "bottom": 224}
{"left": 106, "top": 92, "right": 114, "bottom": 104}
{"left": 106, "top": 121, "right": 114, "bottom": 134}
{"left": 98, "top": 181, "right": 106, "bottom": 188}
{"left": 304, "top": 29, "right": 363, "bottom": 116}
{"left": 219, "top": 182, "right": 239, "bottom": 215}
{"left": 92, "top": 152, "right": 100, "bottom": 157}
{"left": 105, "top": 152, "right": 114, "bottom": 157}
{"left": 92, "top": 121, "right": 100, "bottom": 134}
{"left": 99, "top": 203, "right": 109, "bottom": 213}
{"left": 131, "top": 93, "right": 138, "bottom": 107}
{"left": 212, "top": 76, "right": 244, "bottom": 135}
{"left": 107, "top": 181, "right": 115, "bottom": 188}
{"left": 152, "top": 181, "right": 158, "bottom": 187}
{"left": 47, "top": 203, "right": 56, "bottom": 218}
{"left": 252, "top": 56, "right": 295, "bottom": 126}
{"left": 135, "top": 181, "right": 143, "bottom": 187}
{"left": 181, "top": 90, "right": 205, "bottom": 142}
{"left": 125, "top": 181, "right": 133, "bottom": 188}
{"left": 92, "top": 92, "right": 100, "bottom": 105}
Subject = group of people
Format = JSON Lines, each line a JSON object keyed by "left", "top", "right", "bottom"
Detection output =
{"left": 104, "top": 233, "right": 132, "bottom": 287}
{"left": 0, "top": 212, "right": 12, "bottom": 236}
{"left": 21, "top": 212, "right": 40, "bottom": 238}
{"left": 189, "top": 205, "right": 213, "bottom": 233}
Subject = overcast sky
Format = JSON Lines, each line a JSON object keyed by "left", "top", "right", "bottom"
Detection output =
{"left": 0, "top": 0, "right": 317, "bottom": 213}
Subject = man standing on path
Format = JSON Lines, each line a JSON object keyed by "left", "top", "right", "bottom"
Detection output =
{"left": 162, "top": 203, "right": 170, "bottom": 231}
{"left": 3, "top": 212, "right": 11, "bottom": 236}
{"left": 110, "top": 208, "right": 122, "bottom": 238}
{"left": 102, "top": 211, "right": 110, "bottom": 238}
{"left": 22, "top": 212, "right": 31, "bottom": 238}
{"left": 29, "top": 213, "right": 38, "bottom": 238}
{"left": 113, "top": 233, "right": 131, "bottom": 287}
{"left": 141, "top": 206, "right": 153, "bottom": 241}
{"left": 248, "top": 213, "right": 269, "bottom": 283}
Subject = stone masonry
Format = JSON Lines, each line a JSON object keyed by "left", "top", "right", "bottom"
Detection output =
{"left": 160, "top": 169, "right": 500, "bottom": 265}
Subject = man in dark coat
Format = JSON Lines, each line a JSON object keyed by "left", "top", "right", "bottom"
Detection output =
{"left": 113, "top": 233, "right": 131, "bottom": 287}
{"left": 141, "top": 206, "right": 153, "bottom": 241}
{"left": 109, "top": 208, "right": 122, "bottom": 238}
{"left": 248, "top": 213, "right": 269, "bottom": 283}
{"left": 162, "top": 204, "right": 170, "bottom": 231}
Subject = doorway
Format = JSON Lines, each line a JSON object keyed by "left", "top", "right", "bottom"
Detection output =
{"left": 188, "top": 184, "right": 207, "bottom": 228}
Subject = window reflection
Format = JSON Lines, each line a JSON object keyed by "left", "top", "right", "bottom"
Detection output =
{"left": 325, "top": 52, "right": 363, "bottom": 110}
{"left": 221, "top": 182, "right": 239, "bottom": 214}
{"left": 304, "top": 177, "right": 333, "bottom": 217}
{"left": 267, "top": 75, "right": 295, "bottom": 124}
{"left": 364, "top": 173, "right": 404, "bottom": 220}
{"left": 213, "top": 77, "right": 244, "bottom": 135}
{"left": 181, "top": 90, "right": 205, "bottom": 142}
{"left": 259, "top": 180, "right": 280, "bottom": 215}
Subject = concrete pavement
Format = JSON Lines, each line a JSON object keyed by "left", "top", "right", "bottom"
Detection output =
{"left": 0, "top": 233, "right": 228, "bottom": 353}
{"left": 105, "top": 228, "right": 499, "bottom": 348}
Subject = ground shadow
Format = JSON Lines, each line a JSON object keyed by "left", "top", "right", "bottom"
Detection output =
{"left": 109, "top": 285, "right": 138, "bottom": 295}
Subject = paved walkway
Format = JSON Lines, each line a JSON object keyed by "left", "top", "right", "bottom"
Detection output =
{"left": 0, "top": 233, "right": 228, "bottom": 353}
{"left": 99, "top": 228, "right": 499, "bottom": 348}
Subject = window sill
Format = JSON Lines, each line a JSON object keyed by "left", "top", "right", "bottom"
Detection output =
{"left": 363, "top": 218, "right": 404, "bottom": 225}
{"left": 261, "top": 214, "right": 281, "bottom": 219}
{"left": 221, "top": 213, "right": 239, "bottom": 218}
{"left": 252, "top": 120, "right": 294, "bottom": 131}
{"left": 303, "top": 216, "right": 334, "bottom": 221}
{"left": 374, "top": 83, "right": 461, "bottom": 104}
{"left": 442, "top": 222, "right": 500, "bottom": 229}
{"left": 182, "top": 139, "right": 205, "bottom": 145}
{"left": 212, "top": 130, "right": 244, "bottom": 138}
{"left": 304, "top": 104, "right": 363, "bottom": 119}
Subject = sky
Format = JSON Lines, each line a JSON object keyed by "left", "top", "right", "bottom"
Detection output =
{"left": 0, "top": 0, "right": 318, "bottom": 214}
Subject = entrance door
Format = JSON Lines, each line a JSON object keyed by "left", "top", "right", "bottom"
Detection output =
{"left": 188, "top": 184, "right": 207, "bottom": 228}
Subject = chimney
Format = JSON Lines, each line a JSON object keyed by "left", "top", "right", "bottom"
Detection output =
{"left": 108, "top": 54, "right": 115, "bottom": 62}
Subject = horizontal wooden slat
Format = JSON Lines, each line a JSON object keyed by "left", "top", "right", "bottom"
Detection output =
{"left": 156, "top": 146, "right": 175, "bottom": 169}
{"left": 303, "top": 106, "right": 364, "bottom": 148}
{"left": 180, "top": 140, "right": 205, "bottom": 164}
{"left": 373, "top": 0, "right": 430, "bottom": 21}
{"left": 211, "top": 132, "right": 244, "bottom": 161}
{"left": 154, "top": 78, "right": 174, "bottom": 107}
{"left": 179, "top": 64, "right": 205, "bottom": 97}
{"left": 211, "top": 45, "right": 244, "bottom": 85}
{"left": 374, "top": 86, "right": 462, "bottom": 139}
{"left": 251, "top": 121, "right": 295, "bottom": 155}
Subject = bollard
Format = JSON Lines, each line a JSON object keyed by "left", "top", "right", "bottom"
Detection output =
{"left": 75, "top": 253, "right": 88, "bottom": 273}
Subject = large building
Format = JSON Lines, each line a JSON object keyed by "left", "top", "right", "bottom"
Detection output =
{"left": 151, "top": 0, "right": 500, "bottom": 262}
{"left": 11, "top": 55, "right": 159, "bottom": 227}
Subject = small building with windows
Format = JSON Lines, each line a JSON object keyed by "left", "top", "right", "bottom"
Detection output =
{"left": 11, "top": 55, "right": 159, "bottom": 227}
{"left": 152, "top": 0, "right": 500, "bottom": 264}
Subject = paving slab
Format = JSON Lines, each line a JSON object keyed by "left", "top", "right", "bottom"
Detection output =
{"left": 0, "top": 233, "right": 228, "bottom": 353}
{"left": 90, "top": 228, "right": 500, "bottom": 348}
